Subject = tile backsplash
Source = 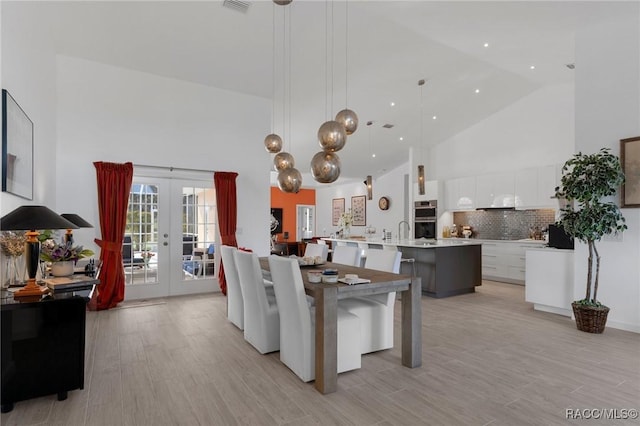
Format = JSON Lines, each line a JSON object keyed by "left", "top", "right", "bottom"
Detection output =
{"left": 453, "top": 209, "right": 556, "bottom": 240}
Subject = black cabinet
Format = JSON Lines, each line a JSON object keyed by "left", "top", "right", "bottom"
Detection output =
{"left": 1, "top": 295, "right": 86, "bottom": 413}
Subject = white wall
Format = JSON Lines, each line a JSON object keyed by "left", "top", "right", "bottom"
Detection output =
{"left": 429, "top": 83, "right": 575, "bottom": 180}
{"left": 1, "top": 2, "right": 58, "bottom": 212}
{"left": 55, "top": 56, "right": 272, "bottom": 266}
{"left": 315, "top": 162, "right": 409, "bottom": 239}
{"left": 574, "top": 9, "right": 640, "bottom": 333}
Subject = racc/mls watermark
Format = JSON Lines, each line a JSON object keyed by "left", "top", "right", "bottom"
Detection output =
{"left": 566, "top": 408, "right": 638, "bottom": 420}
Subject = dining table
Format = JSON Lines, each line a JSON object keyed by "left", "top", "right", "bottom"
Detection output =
{"left": 259, "top": 257, "right": 422, "bottom": 394}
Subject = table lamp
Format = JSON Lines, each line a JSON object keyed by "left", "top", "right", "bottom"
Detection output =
{"left": 0, "top": 206, "right": 77, "bottom": 300}
{"left": 60, "top": 213, "right": 93, "bottom": 244}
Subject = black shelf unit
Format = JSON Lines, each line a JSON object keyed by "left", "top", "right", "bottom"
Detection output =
{"left": 1, "top": 295, "right": 86, "bottom": 413}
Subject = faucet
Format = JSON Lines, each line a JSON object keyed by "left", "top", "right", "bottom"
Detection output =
{"left": 398, "top": 220, "right": 411, "bottom": 241}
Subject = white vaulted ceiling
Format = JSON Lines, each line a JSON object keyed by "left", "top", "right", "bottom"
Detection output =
{"left": 12, "top": 1, "right": 637, "bottom": 182}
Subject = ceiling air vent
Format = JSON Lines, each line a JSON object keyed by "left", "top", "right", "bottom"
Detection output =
{"left": 382, "top": 124, "right": 394, "bottom": 129}
{"left": 223, "top": 0, "right": 250, "bottom": 13}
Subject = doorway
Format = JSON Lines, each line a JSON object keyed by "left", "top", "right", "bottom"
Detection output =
{"left": 296, "top": 205, "right": 315, "bottom": 241}
{"left": 124, "top": 175, "right": 217, "bottom": 300}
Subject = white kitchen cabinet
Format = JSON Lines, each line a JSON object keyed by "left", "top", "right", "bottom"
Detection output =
{"left": 481, "top": 241, "right": 544, "bottom": 284}
{"left": 444, "top": 177, "right": 474, "bottom": 211}
{"left": 525, "top": 248, "right": 574, "bottom": 316}
{"left": 476, "top": 173, "right": 515, "bottom": 208}
{"left": 414, "top": 180, "right": 440, "bottom": 202}
{"left": 515, "top": 165, "right": 557, "bottom": 209}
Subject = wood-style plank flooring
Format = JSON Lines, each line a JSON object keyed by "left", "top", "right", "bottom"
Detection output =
{"left": 2, "top": 281, "right": 639, "bottom": 426}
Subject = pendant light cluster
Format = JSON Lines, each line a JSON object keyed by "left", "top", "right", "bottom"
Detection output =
{"left": 311, "top": 0, "right": 358, "bottom": 184}
{"left": 264, "top": 0, "right": 301, "bottom": 193}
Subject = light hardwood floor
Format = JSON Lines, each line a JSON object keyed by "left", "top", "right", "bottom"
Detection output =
{"left": 2, "top": 281, "right": 639, "bottom": 426}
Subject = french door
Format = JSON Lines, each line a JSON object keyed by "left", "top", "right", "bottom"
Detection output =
{"left": 123, "top": 175, "right": 217, "bottom": 300}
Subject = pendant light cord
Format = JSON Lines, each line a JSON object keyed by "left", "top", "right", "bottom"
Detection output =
{"left": 272, "top": 3, "right": 276, "bottom": 134}
{"left": 288, "top": 3, "right": 292, "bottom": 153}
{"left": 345, "top": 0, "right": 349, "bottom": 108}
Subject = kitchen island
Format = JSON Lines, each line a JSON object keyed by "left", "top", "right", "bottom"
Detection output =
{"left": 323, "top": 238, "right": 482, "bottom": 298}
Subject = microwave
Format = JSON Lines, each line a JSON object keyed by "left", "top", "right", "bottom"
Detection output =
{"left": 414, "top": 200, "right": 437, "bottom": 219}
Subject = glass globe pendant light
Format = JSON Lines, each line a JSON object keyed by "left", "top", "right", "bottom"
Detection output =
{"left": 277, "top": 167, "right": 302, "bottom": 193}
{"left": 335, "top": 109, "right": 358, "bottom": 135}
{"left": 317, "top": 120, "right": 347, "bottom": 152}
{"left": 310, "top": 151, "right": 341, "bottom": 183}
{"left": 264, "top": 134, "right": 283, "bottom": 153}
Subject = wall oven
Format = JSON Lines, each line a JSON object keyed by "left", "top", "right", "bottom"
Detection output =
{"left": 414, "top": 200, "right": 437, "bottom": 239}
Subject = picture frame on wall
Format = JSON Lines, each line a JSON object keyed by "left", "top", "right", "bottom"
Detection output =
{"left": 621, "top": 136, "right": 640, "bottom": 208}
{"left": 351, "top": 195, "right": 366, "bottom": 226}
{"left": 332, "top": 198, "right": 345, "bottom": 226}
{"left": 270, "top": 208, "right": 283, "bottom": 234}
{"left": 2, "top": 89, "right": 33, "bottom": 200}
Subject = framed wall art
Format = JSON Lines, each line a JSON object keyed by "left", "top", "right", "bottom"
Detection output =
{"left": 332, "top": 198, "right": 345, "bottom": 226}
{"left": 270, "top": 208, "right": 283, "bottom": 234}
{"left": 2, "top": 89, "right": 33, "bottom": 200}
{"left": 351, "top": 195, "right": 366, "bottom": 226}
{"left": 621, "top": 136, "right": 640, "bottom": 207}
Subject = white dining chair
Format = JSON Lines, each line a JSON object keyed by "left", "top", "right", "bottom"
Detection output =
{"left": 268, "top": 255, "right": 361, "bottom": 382}
{"left": 331, "top": 245, "right": 361, "bottom": 267}
{"left": 303, "top": 243, "right": 329, "bottom": 262}
{"left": 220, "top": 245, "right": 243, "bottom": 330}
{"left": 339, "top": 248, "right": 402, "bottom": 353}
{"left": 234, "top": 250, "right": 280, "bottom": 354}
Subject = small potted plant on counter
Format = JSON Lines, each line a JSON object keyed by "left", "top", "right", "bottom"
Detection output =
{"left": 555, "top": 148, "right": 627, "bottom": 333}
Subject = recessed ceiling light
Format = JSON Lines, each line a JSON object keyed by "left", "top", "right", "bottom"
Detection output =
{"left": 399, "top": 137, "right": 404, "bottom": 141}
{"left": 432, "top": 115, "right": 437, "bottom": 120}
{"left": 475, "top": 89, "right": 480, "bottom": 94}
{"left": 372, "top": 153, "right": 376, "bottom": 158}
{"left": 483, "top": 42, "right": 489, "bottom": 48}
{"left": 530, "top": 65, "right": 536, "bottom": 70}
{"left": 390, "top": 102, "right": 395, "bottom": 107}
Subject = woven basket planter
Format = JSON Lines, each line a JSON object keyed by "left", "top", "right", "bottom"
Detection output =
{"left": 572, "top": 302, "right": 610, "bottom": 334}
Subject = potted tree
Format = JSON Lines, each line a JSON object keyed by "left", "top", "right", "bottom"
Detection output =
{"left": 555, "top": 148, "right": 627, "bottom": 333}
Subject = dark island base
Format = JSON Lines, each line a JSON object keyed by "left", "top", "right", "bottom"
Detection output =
{"left": 399, "top": 244, "right": 482, "bottom": 298}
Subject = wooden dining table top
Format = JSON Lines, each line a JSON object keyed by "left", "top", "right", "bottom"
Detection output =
{"left": 259, "top": 257, "right": 412, "bottom": 298}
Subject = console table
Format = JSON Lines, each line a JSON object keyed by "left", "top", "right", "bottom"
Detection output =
{"left": 1, "top": 294, "right": 86, "bottom": 413}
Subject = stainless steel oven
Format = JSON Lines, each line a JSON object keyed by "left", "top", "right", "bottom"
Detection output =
{"left": 414, "top": 200, "right": 437, "bottom": 239}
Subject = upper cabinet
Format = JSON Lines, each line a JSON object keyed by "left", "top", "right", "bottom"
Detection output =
{"left": 414, "top": 180, "right": 441, "bottom": 202}
{"left": 443, "top": 165, "right": 558, "bottom": 212}
{"left": 476, "top": 172, "right": 515, "bottom": 208}
{"left": 444, "top": 177, "right": 475, "bottom": 211}
{"left": 515, "top": 165, "right": 557, "bottom": 209}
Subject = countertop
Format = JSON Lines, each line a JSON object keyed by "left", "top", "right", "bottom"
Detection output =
{"left": 322, "top": 237, "right": 547, "bottom": 249}
{"left": 322, "top": 237, "right": 482, "bottom": 249}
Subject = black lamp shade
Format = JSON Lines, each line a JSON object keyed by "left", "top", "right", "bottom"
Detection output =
{"left": 1, "top": 205, "right": 78, "bottom": 231}
{"left": 60, "top": 213, "right": 93, "bottom": 228}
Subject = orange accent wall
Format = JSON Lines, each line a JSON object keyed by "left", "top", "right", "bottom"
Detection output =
{"left": 270, "top": 187, "right": 316, "bottom": 241}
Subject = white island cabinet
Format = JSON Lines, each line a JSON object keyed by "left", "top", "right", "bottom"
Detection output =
{"left": 525, "top": 247, "right": 574, "bottom": 317}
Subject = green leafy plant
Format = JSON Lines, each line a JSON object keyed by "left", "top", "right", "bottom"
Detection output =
{"left": 555, "top": 148, "right": 627, "bottom": 307}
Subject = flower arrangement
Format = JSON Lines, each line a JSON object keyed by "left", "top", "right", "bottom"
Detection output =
{"left": 0, "top": 232, "right": 26, "bottom": 257}
{"left": 338, "top": 209, "right": 353, "bottom": 228}
{"left": 40, "top": 239, "right": 94, "bottom": 263}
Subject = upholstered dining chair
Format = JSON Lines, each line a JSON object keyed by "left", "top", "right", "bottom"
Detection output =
{"left": 339, "top": 248, "right": 402, "bottom": 353}
{"left": 220, "top": 245, "right": 243, "bottom": 330}
{"left": 268, "top": 255, "right": 361, "bottom": 382}
{"left": 330, "top": 245, "right": 361, "bottom": 267}
{"left": 234, "top": 250, "right": 280, "bottom": 354}
{"left": 302, "top": 243, "right": 329, "bottom": 262}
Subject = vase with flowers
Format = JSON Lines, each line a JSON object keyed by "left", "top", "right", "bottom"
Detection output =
{"left": 338, "top": 209, "right": 353, "bottom": 238}
{"left": 40, "top": 234, "right": 94, "bottom": 277}
{"left": 0, "top": 231, "right": 27, "bottom": 288}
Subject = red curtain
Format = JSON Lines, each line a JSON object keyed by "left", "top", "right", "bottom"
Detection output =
{"left": 214, "top": 171, "right": 239, "bottom": 295}
{"left": 93, "top": 161, "right": 133, "bottom": 310}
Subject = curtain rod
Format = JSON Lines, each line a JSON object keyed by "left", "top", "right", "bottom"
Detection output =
{"left": 134, "top": 164, "right": 215, "bottom": 174}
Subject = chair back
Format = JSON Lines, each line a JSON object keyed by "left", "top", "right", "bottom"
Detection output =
{"left": 331, "top": 245, "right": 361, "bottom": 267}
{"left": 268, "top": 255, "right": 313, "bottom": 381}
{"left": 220, "top": 245, "right": 243, "bottom": 330}
{"left": 235, "top": 250, "right": 280, "bottom": 353}
{"left": 303, "top": 243, "right": 328, "bottom": 262}
{"left": 365, "top": 248, "right": 402, "bottom": 273}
